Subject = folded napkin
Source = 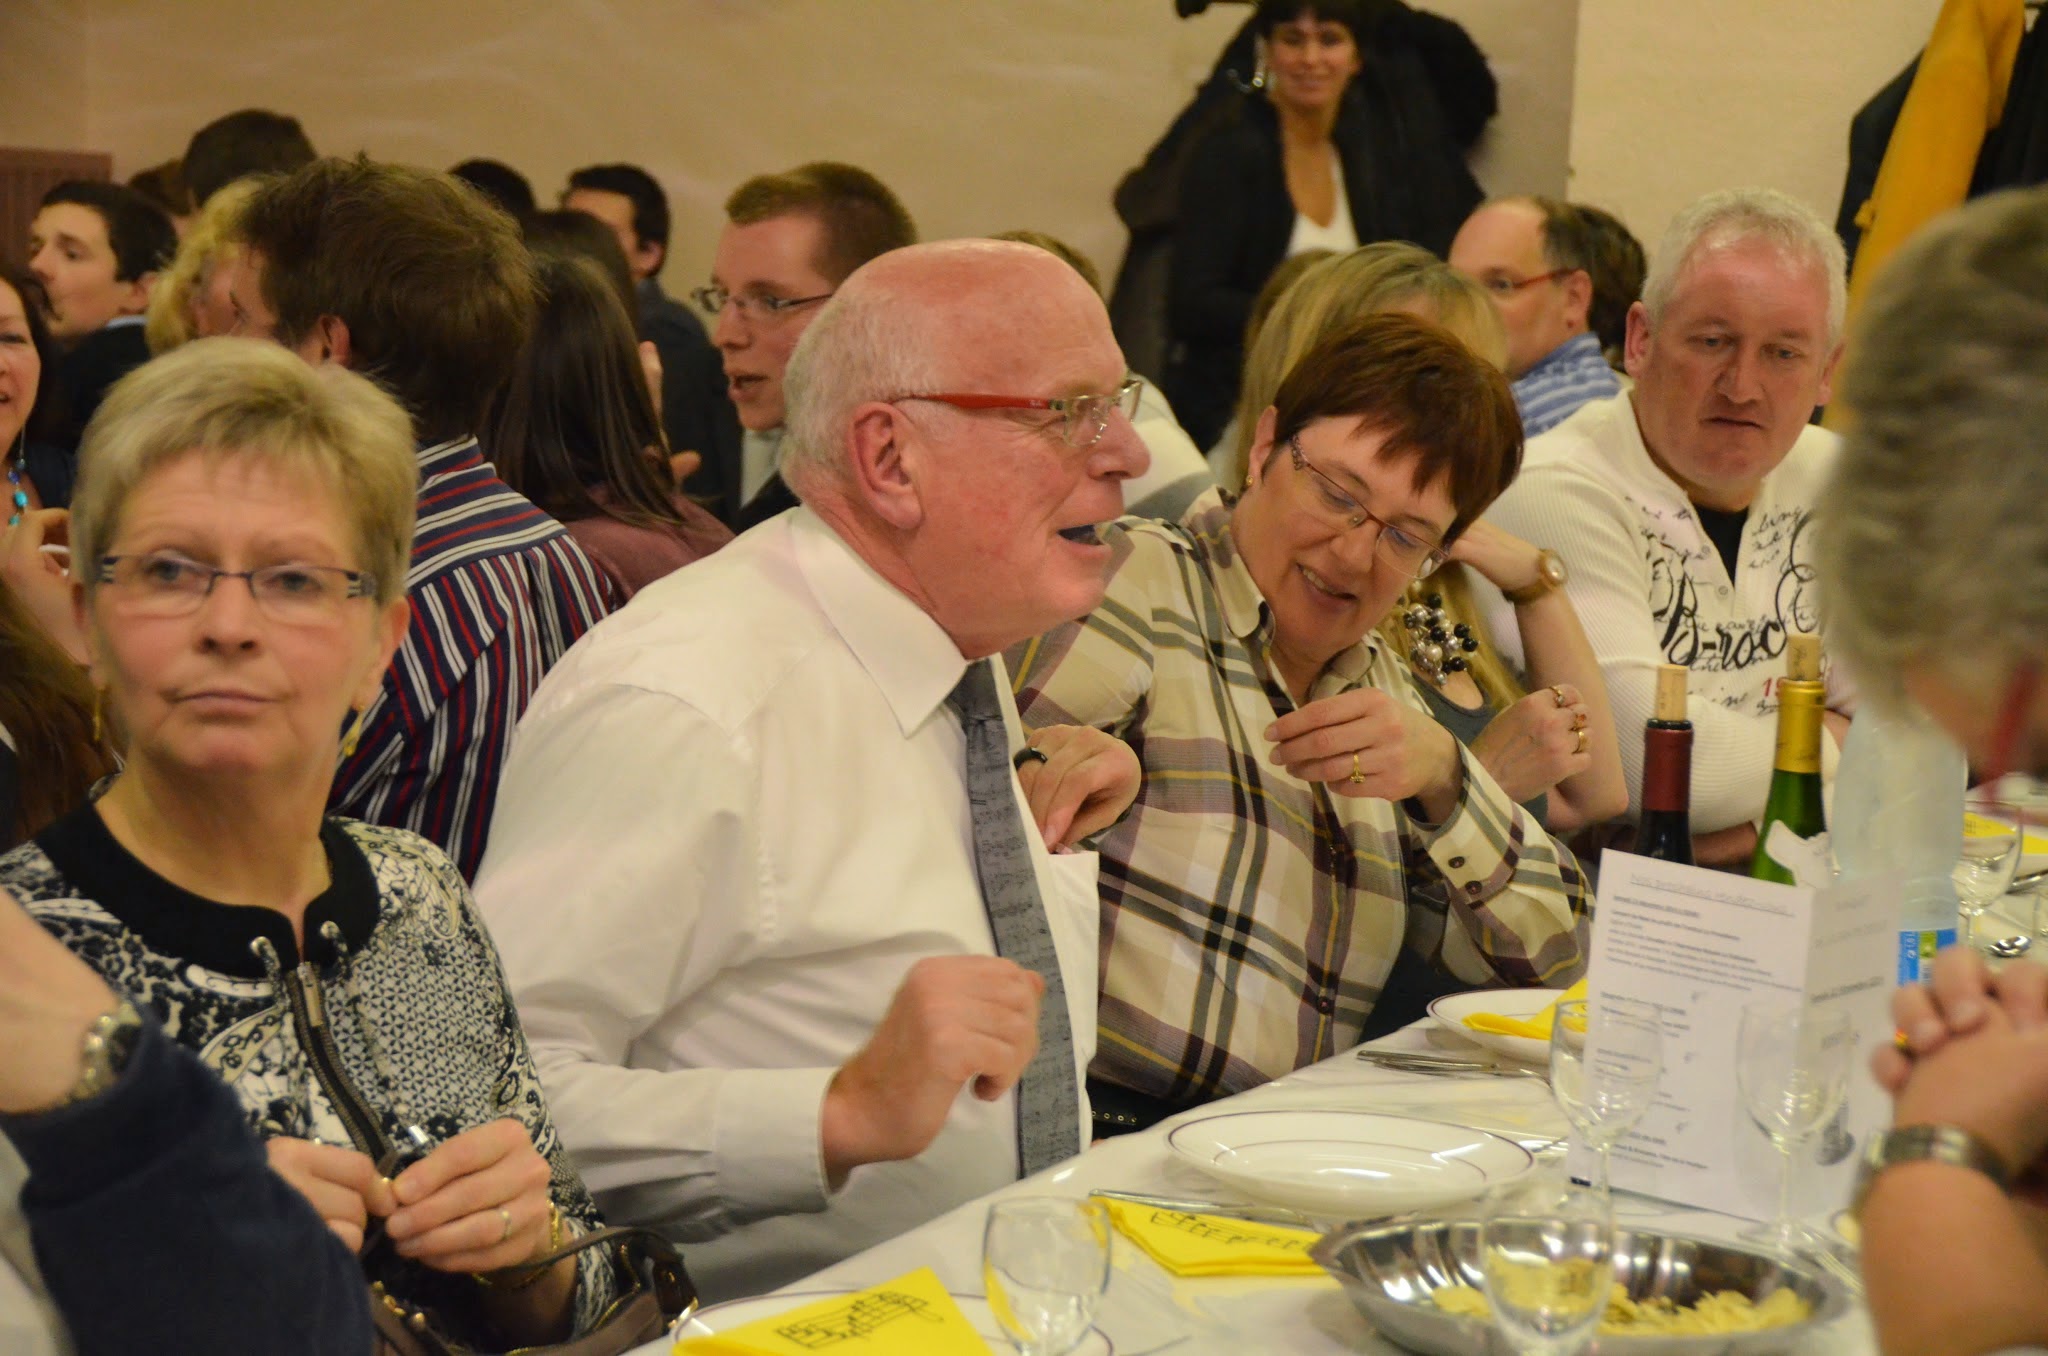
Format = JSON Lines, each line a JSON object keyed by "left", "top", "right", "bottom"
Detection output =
{"left": 673, "top": 1267, "right": 991, "bottom": 1355}
{"left": 1460, "top": 978, "right": 1588, "bottom": 1041}
{"left": 1103, "top": 1198, "right": 1325, "bottom": 1278}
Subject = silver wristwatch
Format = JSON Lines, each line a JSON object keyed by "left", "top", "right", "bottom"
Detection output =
{"left": 1849, "top": 1123, "right": 2010, "bottom": 1220}
{"left": 61, "top": 999, "right": 144, "bottom": 1106}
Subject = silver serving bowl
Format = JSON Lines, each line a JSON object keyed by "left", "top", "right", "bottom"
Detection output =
{"left": 1312, "top": 1219, "right": 1851, "bottom": 1354}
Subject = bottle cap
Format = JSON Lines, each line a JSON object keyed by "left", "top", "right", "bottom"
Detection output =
{"left": 1786, "top": 632, "right": 1823, "bottom": 683}
{"left": 1654, "top": 665, "right": 1689, "bottom": 722}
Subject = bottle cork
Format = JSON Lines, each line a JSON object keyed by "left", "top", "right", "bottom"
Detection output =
{"left": 1653, "top": 665, "right": 1689, "bottom": 722}
{"left": 1785, "top": 632, "right": 1822, "bottom": 683}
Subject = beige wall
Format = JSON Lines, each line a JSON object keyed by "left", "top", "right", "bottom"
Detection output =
{"left": 0, "top": 1, "right": 91, "bottom": 151}
{"left": 1569, "top": 0, "right": 1944, "bottom": 253}
{"left": 7, "top": 1, "right": 1577, "bottom": 289}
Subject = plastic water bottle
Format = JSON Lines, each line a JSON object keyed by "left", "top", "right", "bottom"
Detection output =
{"left": 1832, "top": 704, "right": 1965, "bottom": 984}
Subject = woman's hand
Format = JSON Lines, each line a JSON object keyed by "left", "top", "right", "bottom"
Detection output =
{"left": 1266, "top": 688, "right": 1462, "bottom": 820}
{"left": 1016, "top": 725, "right": 1140, "bottom": 849}
{"left": 1469, "top": 685, "right": 1594, "bottom": 805}
{"left": 1445, "top": 520, "right": 1546, "bottom": 596}
{"left": 265, "top": 1137, "right": 395, "bottom": 1253}
{"left": 385, "top": 1118, "right": 556, "bottom": 1274}
{"left": 1, "top": 508, "right": 88, "bottom": 663}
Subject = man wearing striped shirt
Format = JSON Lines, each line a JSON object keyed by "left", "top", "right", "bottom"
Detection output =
{"left": 1450, "top": 196, "right": 1621, "bottom": 437}
{"left": 225, "top": 158, "right": 612, "bottom": 877}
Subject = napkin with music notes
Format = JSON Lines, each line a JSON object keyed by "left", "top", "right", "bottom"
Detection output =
{"left": 672, "top": 1266, "right": 991, "bottom": 1355}
{"left": 1461, "top": 978, "right": 1587, "bottom": 1041}
{"left": 1102, "top": 1199, "right": 1326, "bottom": 1278}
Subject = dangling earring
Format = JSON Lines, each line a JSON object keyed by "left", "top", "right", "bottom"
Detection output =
{"left": 90, "top": 686, "right": 105, "bottom": 746}
{"left": 339, "top": 707, "right": 366, "bottom": 759}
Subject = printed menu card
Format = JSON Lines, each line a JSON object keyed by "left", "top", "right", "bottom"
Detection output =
{"left": 1579, "top": 850, "right": 1895, "bottom": 1220}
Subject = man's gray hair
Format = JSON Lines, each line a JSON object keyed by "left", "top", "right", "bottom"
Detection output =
{"left": 1641, "top": 188, "right": 1848, "bottom": 346}
{"left": 780, "top": 282, "right": 947, "bottom": 498}
{"left": 1816, "top": 186, "right": 2048, "bottom": 708}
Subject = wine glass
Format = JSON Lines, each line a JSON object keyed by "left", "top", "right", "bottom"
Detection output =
{"left": 1480, "top": 1176, "right": 1614, "bottom": 1356}
{"left": 1549, "top": 996, "right": 1663, "bottom": 1191}
{"left": 1735, "top": 998, "right": 1856, "bottom": 1257}
{"left": 982, "top": 1197, "right": 1112, "bottom": 1355}
{"left": 1958, "top": 784, "right": 2027, "bottom": 950}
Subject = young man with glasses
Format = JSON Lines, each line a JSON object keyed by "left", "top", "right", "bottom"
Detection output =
{"left": 694, "top": 162, "right": 915, "bottom": 528}
{"left": 1448, "top": 196, "right": 1619, "bottom": 436}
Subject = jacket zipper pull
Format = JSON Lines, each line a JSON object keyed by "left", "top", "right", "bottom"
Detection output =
{"left": 296, "top": 963, "right": 327, "bottom": 1030}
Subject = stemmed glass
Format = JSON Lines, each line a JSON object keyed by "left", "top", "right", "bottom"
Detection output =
{"left": 1549, "top": 996, "right": 1663, "bottom": 1191}
{"left": 1735, "top": 998, "right": 1856, "bottom": 1257}
{"left": 982, "top": 1197, "right": 1112, "bottom": 1355}
{"left": 1480, "top": 1176, "right": 1615, "bottom": 1356}
{"left": 1958, "top": 784, "right": 2027, "bottom": 951}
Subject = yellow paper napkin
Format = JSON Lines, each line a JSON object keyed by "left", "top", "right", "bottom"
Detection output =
{"left": 1965, "top": 811, "right": 2048, "bottom": 857}
{"left": 1461, "top": 979, "right": 1588, "bottom": 1041}
{"left": 1103, "top": 1199, "right": 1325, "bottom": 1278}
{"left": 673, "top": 1267, "right": 991, "bottom": 1355}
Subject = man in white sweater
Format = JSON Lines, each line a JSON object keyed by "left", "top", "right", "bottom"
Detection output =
{"left": 1482, "top": 188, "right": 1854, "bottom": 862}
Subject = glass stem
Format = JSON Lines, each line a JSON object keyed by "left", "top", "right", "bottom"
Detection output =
{"left": 1774, "top": 1138, "right": 1796, "bottom": 1241}
{"left": 1595, "top": 1143, "right": 1613, "bottom": 1194}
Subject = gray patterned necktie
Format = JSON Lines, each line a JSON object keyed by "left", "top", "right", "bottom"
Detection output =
{"left": 946, "top": 658, "right": 1082, "bottom": 1176}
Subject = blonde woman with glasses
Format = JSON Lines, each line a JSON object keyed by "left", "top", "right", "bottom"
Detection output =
{"left": 0, "top": 339, "right": 629, "bottom": 1348}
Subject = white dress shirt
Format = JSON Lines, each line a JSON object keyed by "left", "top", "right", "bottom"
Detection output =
{"left": 1477, "top": 394, "right": 1851, "bottom": 832}
{"left": 474, "top": 508, "right": 1098, "bottom": 1299}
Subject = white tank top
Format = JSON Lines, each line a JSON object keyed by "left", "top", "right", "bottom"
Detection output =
{"left": 1285, "top": 154, "right": 1359, "bottom": 257}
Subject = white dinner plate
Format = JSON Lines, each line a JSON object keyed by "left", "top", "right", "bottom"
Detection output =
{"left": 675, "top": 1288, "right": 1115, "bottom": 1353}
{"left": 1426, "top": 988, "right": 1561, "bottom": 1065}
{"left": 1165, "top": 1109, "right": 1534, "bottom": 1218}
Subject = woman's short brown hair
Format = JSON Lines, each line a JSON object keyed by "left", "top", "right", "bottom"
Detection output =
{"left": 1269, "top": 310, "right": 1522, "bottom": 541}
{"left": 235, "top": 156, "right": 535, "bottom": 444}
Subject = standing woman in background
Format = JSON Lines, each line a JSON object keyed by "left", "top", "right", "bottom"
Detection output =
{"left": 485, "top": 249, "right": 731, "bottom": 602}
{"left": 1164, "top": 0, "right": 1481, "bottom": 449}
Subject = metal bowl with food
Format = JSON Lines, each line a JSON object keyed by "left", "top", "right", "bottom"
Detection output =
{"left": 1311, "top": 1219, "right": 1852, "bottom": 1354}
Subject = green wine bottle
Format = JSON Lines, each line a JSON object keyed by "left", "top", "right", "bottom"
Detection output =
{"left": 1750, "top": 633, "right": 1828, "bottom": 884}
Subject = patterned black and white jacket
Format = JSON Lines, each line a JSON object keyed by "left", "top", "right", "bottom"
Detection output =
{"left": 0, "top": 805, "right": 624, "bottom": 1349}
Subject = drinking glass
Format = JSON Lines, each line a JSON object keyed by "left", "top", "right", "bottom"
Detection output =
{"left": 1549, "top": 996, "right": 1663, "bottom": 1192}
{"left": 1480, "top": 1176, "right": 1614, "bottom": 1356}
{"left": 1958, "top": 784, "right": 2028, "bottom": 950}
{"left": 1736, "top": 998, "right": 1856, "bottom": 1257}
{"left": 982, "top": 1197, "right": 1112, "bottom": 1355}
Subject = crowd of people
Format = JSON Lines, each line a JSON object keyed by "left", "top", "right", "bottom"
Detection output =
{"left": 2, "top": 2, "right": 2046, "bottom": 1353}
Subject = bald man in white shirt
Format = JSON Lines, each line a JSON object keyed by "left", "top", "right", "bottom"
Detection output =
{"left": 474, "top": 240, "right": 1148, "bottom": 1297}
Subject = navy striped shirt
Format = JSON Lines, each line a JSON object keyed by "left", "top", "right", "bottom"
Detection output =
{"left": 1512, "top": 332, "right": 1622, "bottom": 438}
{"left": 329, "top": 437, "right": 614, "bottom": 877}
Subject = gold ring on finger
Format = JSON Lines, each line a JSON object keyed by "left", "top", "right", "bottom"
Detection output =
{"left": 1575, "top": 728, "right": 1589, "bottom": 755}
{"left": 1349, "top": 752, "right": 1366, "bottom": 785}
{"left": 498, "top": 1207, "right": 514, "bottom": 1242}
{"left": 1551, "top": 684, "right": 1568, "bottom": 708}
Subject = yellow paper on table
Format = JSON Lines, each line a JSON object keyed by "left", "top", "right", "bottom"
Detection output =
{"left": 1965, "top": 812, "right": 2048, "bottom": 857}
{"left": 1462, "top": 978, "right": 1587, "bottom": 1041}
{"left": 672, "top": 1267, "right": 991, "bottom": 1355}
{"left": 1103, "top": 1198, "right": 1325, "bottom": 1278}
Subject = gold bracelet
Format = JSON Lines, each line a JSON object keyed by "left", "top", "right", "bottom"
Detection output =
{"left": 474, "top": 1203, "right": 564, "bottom": 1291}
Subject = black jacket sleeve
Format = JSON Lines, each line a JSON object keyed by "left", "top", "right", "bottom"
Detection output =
{"left": 2, "top": 1016, "right": 372, "bottom": 1356}
{"left": 1168, "top": 113, "right": 1278, "bottom": 348}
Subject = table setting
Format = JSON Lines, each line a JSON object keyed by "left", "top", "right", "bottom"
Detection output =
{"left": 645, "top": 970, "right": 1879, "bottom": 1355}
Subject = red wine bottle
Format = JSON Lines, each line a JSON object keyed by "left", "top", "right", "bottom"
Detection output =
{"left": 1638, "top": 664, "right": 1694, "bottom": 865}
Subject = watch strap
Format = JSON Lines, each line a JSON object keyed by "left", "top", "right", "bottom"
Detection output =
{"left": 1851, "top": 1123, "right": 2010, "bottom": 1218}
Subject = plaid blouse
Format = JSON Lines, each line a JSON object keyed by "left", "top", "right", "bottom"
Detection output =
{"left": 1011, "top": 492, "right": 1589, "bottom": 1103}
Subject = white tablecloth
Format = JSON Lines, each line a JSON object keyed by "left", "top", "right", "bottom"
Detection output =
{"left": 639, "top": 1019, "right": 1878, "bottom": 1354}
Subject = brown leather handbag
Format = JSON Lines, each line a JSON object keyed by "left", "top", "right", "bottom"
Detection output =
{"left": 370, "top": 1226, "right": 696, "bottom": 1356}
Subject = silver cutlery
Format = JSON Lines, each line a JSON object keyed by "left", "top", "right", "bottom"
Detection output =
{"left": 1991, "top": 933, "right": 2034, "bottom": 958}
{"left": 1353, "top": 1049, "right": 1545, "bottom": 1078}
